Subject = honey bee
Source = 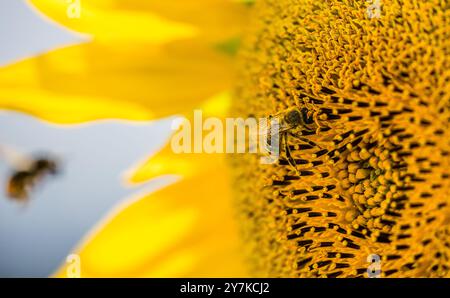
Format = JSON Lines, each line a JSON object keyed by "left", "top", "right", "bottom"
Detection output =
{"left": 6, "top": 156, "right": 59, "bottom": 202}
{"left": 30, "top": 158, "right": 58, "bottom": 176}
{"left": 262, "top": 107, "right": 320, "bottom": 174}
{"left": 7, "top": 171, "right": 33, "bottom": 201}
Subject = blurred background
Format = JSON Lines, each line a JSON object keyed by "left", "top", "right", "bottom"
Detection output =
{"left": 0, "top": 1, "right": 171, "bottom": 277}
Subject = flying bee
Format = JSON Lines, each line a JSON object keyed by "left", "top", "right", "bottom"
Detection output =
{"left": 6, "top": 156, "right": 60, "bottom": 202}
{"left": 30, "top": 158, "right": 59, "bottom": 176}
{"left": 6, "top": 171, "right": 33, "bottom": 201}
{"left": 261, "top": 107, "right": 320, "bottom": 175}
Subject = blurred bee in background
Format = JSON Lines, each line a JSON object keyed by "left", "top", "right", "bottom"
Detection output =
{"left": 7, "top": 158, "right": 59, "bottom": 201}
{"left": 262, "top": 106, "right": 321, "bottom": 174}
{"left": 0, "top": 144, "right": 60, "bottom": 203}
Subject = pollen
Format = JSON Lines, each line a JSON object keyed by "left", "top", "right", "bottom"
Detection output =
{"left": 230, "top": 0, "right": 450, "bottom": 277}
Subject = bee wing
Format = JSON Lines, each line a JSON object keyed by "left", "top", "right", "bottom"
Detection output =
{"left": 257, "top": 116, "right": 293, "bottom": 137}
{"left": 256, "top": 119, "right": 271, "bottom": 136}
{"left": 0, "top": 144, "right": 33, "bottom": 170}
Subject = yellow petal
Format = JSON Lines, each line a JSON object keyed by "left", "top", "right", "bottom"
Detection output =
{"left": 28, "top": 0, "right": 250, "bottom": 43}
{"left": 53, "top": 168, "right": 247, "bottom": 277}
{"left": 129, "top": 141, "right": 226, "bottom": 183}
{"left": 0, "top": 40, "right": 232, "bottom": 123}
{"left": 128, "top": 92, "right": 232, "bottom": 183}
{"left": 110, "top": 0, "right": 251, "bottom": 43}
{"left": 28, "top": 0, "right": 197, "bottom": 43}
{"left": 0, "top": 89, "right": 153, "bottom": 123}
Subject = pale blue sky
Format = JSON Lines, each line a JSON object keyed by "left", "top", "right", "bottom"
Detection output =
{"left": 0, "top": 0, "right": 86, "bottom": 66}
{"left": 0, "top": 1, "right": 173, "bottom": 277}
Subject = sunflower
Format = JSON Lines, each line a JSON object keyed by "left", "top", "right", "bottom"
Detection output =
{"left": 1, "top": 0, "right": 449, "bottom": 278}
{"left": 232, "top": 0, "right": 450, "bottom": 277}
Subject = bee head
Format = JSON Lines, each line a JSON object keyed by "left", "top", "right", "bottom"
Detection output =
{"left": 31, "top": 158, "right": 58, "bottom": 175}
{"left": 285, "top": 108, "right": 315, "bottom": 127}
{"left": 285, "top": 108, "right": 303, "bottom": 126}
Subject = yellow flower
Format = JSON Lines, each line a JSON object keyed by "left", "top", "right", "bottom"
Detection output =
{"left": 232, "top": 0, "right": 450, "bottom": 277}
{"left": 1, "top": 0, "right": 449, "bottom": 278}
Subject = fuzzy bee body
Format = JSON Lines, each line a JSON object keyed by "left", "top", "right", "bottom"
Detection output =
{"left": 6, "top": 157, "right": 59, "bottom": 202}
{"left": 262, "top": 107, "right": 319, "bottom": 175}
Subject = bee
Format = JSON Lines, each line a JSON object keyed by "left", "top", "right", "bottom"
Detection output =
{"left": 6, "top": 156, "right": 59, "bottom": 202}
{"left": 30, "top": 158, "right": 58, "bottom": 176}
{"left": 6, "top": 171, "right": 33, "bottom": 201}
{"left": 262, "top": 107, "right": 320, "bottom": 174}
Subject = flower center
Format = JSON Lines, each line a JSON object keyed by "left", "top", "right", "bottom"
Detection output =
{"left": 231, "top": 0, "right": 450, "bottom": 277}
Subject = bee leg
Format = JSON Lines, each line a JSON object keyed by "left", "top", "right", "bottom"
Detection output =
{"left": 288, "top": 132, "right": 321, "bottom": 149}
{"left": 283, "top": 133, "right": 300, "bottom": 176}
